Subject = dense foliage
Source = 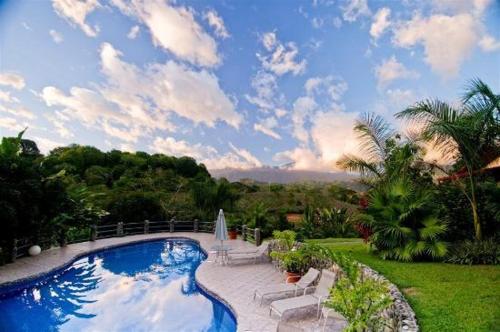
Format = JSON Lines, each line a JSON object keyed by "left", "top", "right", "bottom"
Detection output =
{"left": 327, "top": 256, "right": 392, "bottom": 332}
{"left": 338, "top": 79, "right": 499, "bottom": 263}
{"left": 446, "top": 239, "right": 499, "bottom": 265}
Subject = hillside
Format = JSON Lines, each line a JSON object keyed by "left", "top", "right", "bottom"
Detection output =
{"left": 210, "top": 167, "right": 358, "bottom": 184}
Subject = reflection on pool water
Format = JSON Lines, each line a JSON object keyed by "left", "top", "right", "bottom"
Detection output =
{"left": 0, "top": 240, "right": 237, "bottom": 332}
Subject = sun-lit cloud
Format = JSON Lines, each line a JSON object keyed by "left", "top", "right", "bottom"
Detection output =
{"left": 127, "top": 25, "right": 140, "bottom": 39}
{"left": 150, "top": 137, "right": 261, "bottom": 169}
{"left": 111, "top": 0, "right": 220, "bottom": 67}
{"left": 341, "top": 0, "right": 371, "bottom": 22}
{"left": 52, "top": 0, "right": 100, "bottom": 37}
{"left": 254, "top": 116, "right": 281, "bottom": 140}
{"left": 49, "top": 29, "right": 64, "bottom": 43}
{"left": 374, "top": 55, "right": 419, "bottom": 88}
{"left": 203, "top": 9, "right": 230, "bottom": 39}
{"left": 0, "top": 72, "right": 25, "bottom": 90}
{"left": 370, "top": 7, "right": 391, "bottom": 42}
{"left": 393, "top": 13, "right": 479, "bottom": 79}
{"left": 40, "top": 42, "right": 241, "bottom": 143}
{"left": 257, "top": 32, "right": 307, "bottom": 76}
{"left": 479, "top": 35, "right": 500, "bottom": 52}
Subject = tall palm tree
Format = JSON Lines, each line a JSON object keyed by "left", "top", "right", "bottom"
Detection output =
{"left": 396, "top": 79, "right": 499, "bottom": 240}
{"left": 336, "top": 113, "right": 424, "bottom": 187}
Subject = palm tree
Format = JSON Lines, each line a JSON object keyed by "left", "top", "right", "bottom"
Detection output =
{"left": 396, "top": 79, "right": 499, "bottom": 240}
{"left": 358, "top": 178, "right": 448, "bottom": 261}
{"left": 336, "top": 113, "right": 425, "bottom": 187}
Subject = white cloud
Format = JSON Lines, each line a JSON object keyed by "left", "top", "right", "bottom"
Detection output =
{"left": 374, "top": 55, "right": 419, "bottom": 88}
{"left": 0, "top": 72, "right": 25, "bottom": 90}
{"left": 49, "top": 29, "right": 64, "bottom": 43}
{"left": 127, "top": 25, "right": 140, "bottom": 39}
{"left": 245, "top": 70, "right": 285, "bottom": 114}
{"left": 479, "top": 35, "right": 500, "bottom": 52}
{"left": 385, "top": 88, "right": 417, "bottom": 110}
{"left": 150, "top": 137, "right": 261, "bottom": 169}
{"left": 150, "top": 136, "right": 216, "bottom": 160}
{"left": 100, "top": 42, "right": 241, "bottom": 128}
{"left": 40, "top": 43, "right": 241, "bottom": 142}
{"left": 370, "top": 7, "right": 391, "bottom": 41}
{"left": 257, "top": 32, "right": 306, "bottom": 76}
{"left": 392, "top": 13, "right": 479, "bottom": 78}
{"left": 228, "top": 143, "right": 262, "bottom": 168}
{"left": 262, "top": 32, "right": 277, "bottom": 51}
{"left": 203, "top": 9, "right": 230, "bottom": 39}
{"left": 52, "top": 0, "right": 100, "bottom": 37}
{"left": 304, "top": 76, "right": 348, "bottom": 101}
{"left": 311, "top": 17, "right": 324, "bottom": 29}
{"left": 31, "top": 136, "right": 64, "bottom": 153}
{"left": 341, "top": 0, "right": 371, "bottom": 22}
{"left": 0, "top": 104, "right": 36, "bottom": 120}
{"left": 0, "top": 90, "right": 19, "bottom": 103}
{"left": 254, "top": 116, "right": 281, "bottom": 140}
{"left": 0, "top": 116, "right": 30, "bottom": 132}
{"left": 45, "top": 112, "right": 74, "bottom": 138}
{"left": 332, "top": 17, "right": 343, "bottom": 28}
{"left": 275, "top": 108, "right": 287, "bottom": 118}
{"left": 291, "top": 96, "right": 316, "bottom": 144}
{"left": 111, "top": 0, "right": 220, "bottom": 67}
{"left": 275, "top": 109, "right": 360, "bottom": 171}
{"left": 431, "top": 0, "right": 492, "bottom": 17}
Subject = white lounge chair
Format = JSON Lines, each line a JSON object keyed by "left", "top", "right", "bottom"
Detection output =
{"left": 254, "top": 268, "right": 320, "bottom": 305}
{"left": 269, "top": 269, "right": 336, "bottom": 321}
{"left": 227, "top": 242, "right": 269, "bottom": 264}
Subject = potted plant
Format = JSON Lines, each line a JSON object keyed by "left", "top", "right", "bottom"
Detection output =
{"left": 279, "top": 250, "right": 304, "bottom": 283}
{"left": 226, "top": 217, "right": 239, "bottom": 240}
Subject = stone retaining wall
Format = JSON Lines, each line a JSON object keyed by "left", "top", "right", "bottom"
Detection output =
{"left": 360, "top": 264, "right": 419, "bottom": 332}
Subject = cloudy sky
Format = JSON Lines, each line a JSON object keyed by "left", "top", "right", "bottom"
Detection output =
{"left": 0, "top": 0, "right": 499, "bottom": 170}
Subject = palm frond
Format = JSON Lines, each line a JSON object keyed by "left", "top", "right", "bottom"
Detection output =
{"left": 462, "top": 78, "right": 499, "bottom": 110}
{"left": 336, "top": 154, "right": 382, "bottom": 178}
{"left": 354, "top": 113, "right": 395, "bottom": 161}
{"left": 396, "top": 99, "right": 460, "bottom": 125}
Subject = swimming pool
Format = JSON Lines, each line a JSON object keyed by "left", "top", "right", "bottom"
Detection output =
{"left": 0, "top": 239, "right": 237, "bottom": 332}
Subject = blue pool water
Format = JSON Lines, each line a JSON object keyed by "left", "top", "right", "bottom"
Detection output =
{"left": 0, "top": 239, "right": 237, "bottom": 332}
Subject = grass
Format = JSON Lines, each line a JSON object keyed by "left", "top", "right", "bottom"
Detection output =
{"left": 311, "top": 238, "right": 500, "bottom": 332}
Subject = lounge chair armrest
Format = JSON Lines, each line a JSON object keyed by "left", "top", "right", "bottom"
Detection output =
{"left": 303, "top": 286, "right": 316, "bottom": 295}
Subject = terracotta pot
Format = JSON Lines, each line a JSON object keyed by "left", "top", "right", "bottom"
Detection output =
{"left": 228, "top": 230, "right": 238, "bottom": 240}
{"left": 285, "top": 271, "right": 301, "bottom": 283}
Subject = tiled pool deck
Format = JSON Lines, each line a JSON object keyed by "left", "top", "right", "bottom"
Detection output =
{"left": 0, "top": 233, "right": 346, "bottom": 331}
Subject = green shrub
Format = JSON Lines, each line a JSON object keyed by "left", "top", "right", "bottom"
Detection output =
{"left": 446, "top": 239, "right": 499, "bottom": 265}
{"left": 298, "top": 205, "right": 357, "bottom": 239}
{"left": 327, "top": 256, "right": 393, "bottom": 332}
{"left": 359, "top": 179, "right": 448, "bottom": 261}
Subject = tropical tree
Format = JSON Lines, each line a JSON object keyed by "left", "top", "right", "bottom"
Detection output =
{"left": 396, "top": 79, "right": 499, "bottom": 240}
{"left": 357, "top": 178, "right": 448, "bottom": 261}
{"left": 336, "top": 113, "right": 428, "bottom": 187}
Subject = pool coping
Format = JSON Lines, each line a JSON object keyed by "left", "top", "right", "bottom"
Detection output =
{"left": 0, "top": 234, "right": 245, "bottom": 328}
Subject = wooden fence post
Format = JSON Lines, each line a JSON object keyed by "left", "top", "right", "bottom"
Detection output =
{"left": 59, "top": 229, "right": 67, "bottom": 247}
{"left": 11, "top": 239, "right": 18, "bottom": 262}
{"left": 194, "top": 219, "right": 199, "bottom": 233}
{"left": 242, "top": 225, "right": 247, "bottom": 241}
{"left": 117, "top": 222, "right": 124, "bottom": 236}
{"left": 254, "top": 228, "right": 261, "bottom": 246}
{"left": 170, "top": 218, "right": 175, "bottom": 233}
{"left": 144, "top": 220, "right": 150, "bottom": 234}
{"left": 90, "top": 225, "right": 97, "bottom": 241}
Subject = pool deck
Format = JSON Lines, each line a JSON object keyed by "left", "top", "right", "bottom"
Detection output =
{"left": 0, "top": 233, "right": 346, "bottom": 331}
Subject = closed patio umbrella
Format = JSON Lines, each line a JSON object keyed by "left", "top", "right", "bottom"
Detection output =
{"left": 215, "top": 209, "right": 228, "bottom": 248}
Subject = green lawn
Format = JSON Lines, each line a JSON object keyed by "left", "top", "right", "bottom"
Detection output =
{"left": 311, "top": 238, "right": 500, "bottom": 332}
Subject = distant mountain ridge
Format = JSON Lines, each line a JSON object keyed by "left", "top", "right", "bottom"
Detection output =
{"left": 210, "top": 167, "right": 358, "bottom": 184}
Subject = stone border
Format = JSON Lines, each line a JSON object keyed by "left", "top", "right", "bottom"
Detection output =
{"left": 360, "top": 264, "right": 419, "bottom": 332}
{"left": 0, "top": 235, "right": 239, "bottom": 326}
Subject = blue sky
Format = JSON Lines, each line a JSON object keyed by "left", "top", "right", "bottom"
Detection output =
{"left": 0, "top": 0, "right": 499, "bottom": 170}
